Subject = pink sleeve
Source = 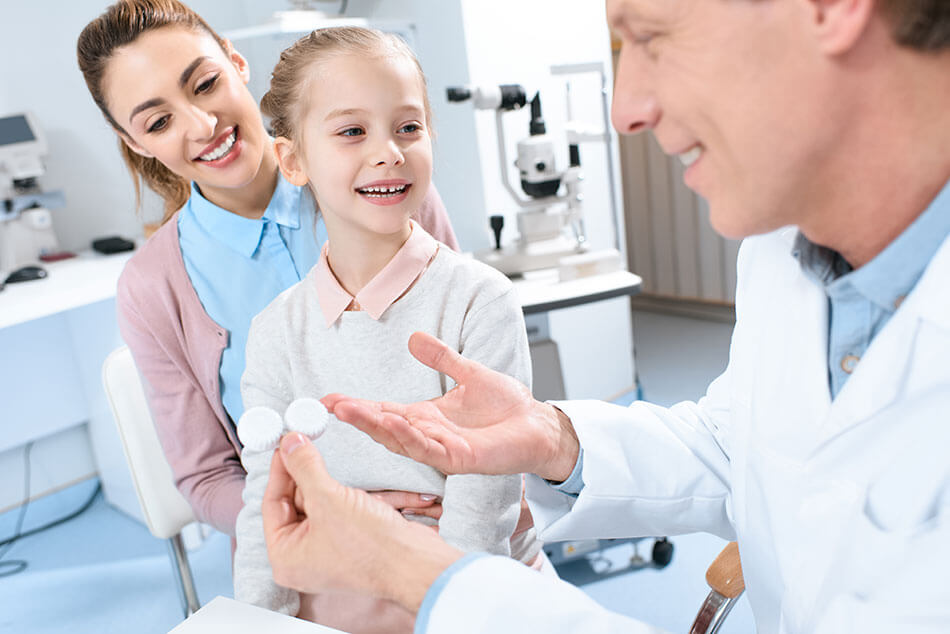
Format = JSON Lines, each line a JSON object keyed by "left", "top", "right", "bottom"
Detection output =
{"left": 413, "top": 182, "right": 460, "bottom": 252}
{"left": 116, "top": 271, "right": 245, "bottom": 536}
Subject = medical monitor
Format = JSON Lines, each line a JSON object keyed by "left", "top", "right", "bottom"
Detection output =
{"left": 0, "top": 112, "right": 47, "bottom": 184}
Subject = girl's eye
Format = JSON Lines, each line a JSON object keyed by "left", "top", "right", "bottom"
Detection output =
{"left": 196, "top": 74, "right": 219, "bottom": 94}
{"left": 147, "top": 115, "right": 170, "bottom": 133}
{"left": 340, "top": 127, "right": 364, "bottom": 137}
{"left": 399, "top": 123, "right": 422, "bottom": 134}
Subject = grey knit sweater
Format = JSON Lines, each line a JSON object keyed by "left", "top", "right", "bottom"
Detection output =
{"left": 234, "top": 245, "right": 541, "bottom": 617}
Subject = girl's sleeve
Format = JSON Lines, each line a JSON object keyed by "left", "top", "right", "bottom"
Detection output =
{"left": 414, "top": 183, "right": 461, "bottom": 252}
{"left": 438, "top": 284, "right": 531, "bottom": 556}
{"left": 234, "top": 310, "right": 300, "bottom": 615}
{"left": 116, "top": 273, "right": 244, "bottom": 536}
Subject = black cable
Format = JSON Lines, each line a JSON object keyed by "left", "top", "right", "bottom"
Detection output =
{"left": 0, "top": 441, "right": 33, "bottom": 577}
{"left": 0, "top": 443, "right": 103, "bottom": 578}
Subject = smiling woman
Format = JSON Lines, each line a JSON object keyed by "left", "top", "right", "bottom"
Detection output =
{"left": 73, "top": 0, "right": 461, "bottom": 542}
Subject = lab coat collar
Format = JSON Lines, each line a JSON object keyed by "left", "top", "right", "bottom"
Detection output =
{"left": 812, "top": 231, "right": 950, "bottom": 453}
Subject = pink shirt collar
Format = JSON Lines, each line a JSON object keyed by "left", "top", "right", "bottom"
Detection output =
{"left": 314, "top": 220, "right": 439, "bottom": 327}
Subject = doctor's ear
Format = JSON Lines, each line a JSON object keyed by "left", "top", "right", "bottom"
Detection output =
{"left": 274, "top": 137, "right": 310, "bottom": 187}
{"left": 803, "top": 0, "right": 875, "bottom": 55}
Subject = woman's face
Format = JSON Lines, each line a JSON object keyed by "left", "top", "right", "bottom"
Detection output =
{"left": 102, "top": 26, "right": 268, "bottom": 191}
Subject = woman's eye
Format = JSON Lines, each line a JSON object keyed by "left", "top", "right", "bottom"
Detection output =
{"left": 340, "top": 127, "right": 364, "bottom": 137}
{"left": 196, "top": 74, "right": 219, "bottom": 94}
{"left": 148, "top": 115, "right": 170, "bottom": 133}
{"left": 399, "top": 123, "right": 422, "bottom": 134}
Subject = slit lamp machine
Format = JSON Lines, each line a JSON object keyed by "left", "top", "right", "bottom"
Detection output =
{"left": 447, "top": 62, "right": 623, "bottom": 279}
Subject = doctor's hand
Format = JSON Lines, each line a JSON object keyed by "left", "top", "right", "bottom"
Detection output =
{"left": 324, "top": 331, "right": 581, "bottom": 483}
{"left": 262, "top": 433, "right": 463, "bottom": 612}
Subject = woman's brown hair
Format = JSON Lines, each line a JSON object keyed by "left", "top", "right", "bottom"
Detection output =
{"left": 77, "top": 0, "right": 227, "bottom": 225}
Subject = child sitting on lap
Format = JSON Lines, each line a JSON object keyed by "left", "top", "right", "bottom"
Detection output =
{"left": 234, "top": 27, "right": 544, "bottom": 634}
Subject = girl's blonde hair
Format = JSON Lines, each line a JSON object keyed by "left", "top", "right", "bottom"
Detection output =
{"left": 260, "top": 26, "right": 432, "bottom": 148}
{"left": 77, "top": 0, "right": 228, "bottom": 225}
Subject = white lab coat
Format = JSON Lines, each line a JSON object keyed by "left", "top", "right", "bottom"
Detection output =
{"left": 424, "top": 228, "right": 950, "bottom": 634}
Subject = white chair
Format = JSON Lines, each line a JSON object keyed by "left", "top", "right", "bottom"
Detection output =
{"left": 102, "top": 346, "right": 201, "bottom": 617}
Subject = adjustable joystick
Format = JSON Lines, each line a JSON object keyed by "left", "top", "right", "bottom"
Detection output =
{"left": 490, "top": 215, "right": 504, "bottom": 251}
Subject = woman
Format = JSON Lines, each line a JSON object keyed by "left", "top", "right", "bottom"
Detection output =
{"left": 76, "top": 0, "right": 459, "bottom": 536}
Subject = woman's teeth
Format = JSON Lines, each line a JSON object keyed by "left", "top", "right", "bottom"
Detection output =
{"left": 198, "top": 130, "right": 237, "bottom": 162}
{"left": 358, "top": 184, "right": 408, "bottom": 197}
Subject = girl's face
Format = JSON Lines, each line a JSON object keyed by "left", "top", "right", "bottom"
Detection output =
{"left": 277, "top": 52, "right": 433, "bottom": 240}
{"left": 102, "top": 26, "right": 269, "bottom": 191}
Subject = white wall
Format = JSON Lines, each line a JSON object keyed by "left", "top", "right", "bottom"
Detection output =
{"left": 0, "top": 2, "right": 634, "bottom": 511}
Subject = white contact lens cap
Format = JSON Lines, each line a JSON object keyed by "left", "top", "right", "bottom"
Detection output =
{"left": 284, "top": 397, "right": 329, "bottom": 439}
{"left": 237, "top": 406, "right": 284, "bottom": 452}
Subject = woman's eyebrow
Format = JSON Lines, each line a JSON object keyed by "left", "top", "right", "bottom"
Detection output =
{"left": 130, "top": 97, "right": 165, "bottom": 123}
{"left": 129, "top": 56, "right": 212, "bottom": 125}
{"left": 179, "top": 56, "right": 210, "bottom": 88}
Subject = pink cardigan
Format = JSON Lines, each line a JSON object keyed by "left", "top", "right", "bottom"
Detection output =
{"left": 117, "top": 184, "right": 459, "bottom": 536}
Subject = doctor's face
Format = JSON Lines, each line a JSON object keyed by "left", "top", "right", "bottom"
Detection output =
{"left": 608, "top": 0, "right": 841, "bottom": 239}
{"left": 102, "top": 26, "right": 269, "bottom": 191}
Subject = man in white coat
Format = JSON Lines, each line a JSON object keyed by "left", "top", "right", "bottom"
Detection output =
{"left": 259, "top": 0, "right": 950, "bottom": 632}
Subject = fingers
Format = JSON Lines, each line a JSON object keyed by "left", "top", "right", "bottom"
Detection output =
{"left": 370, "top": 490, "right": 443, "bottom": 521}
{"left": 408, "top": 331, "right": 479, "bottom": 384}
{"left": 262, "top": 448, "right": 301, "bottom": 540}
{"left": 276, "top": 432, "right": 333, "bottom": 506}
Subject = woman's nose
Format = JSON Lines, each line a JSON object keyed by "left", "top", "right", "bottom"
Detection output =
{"left": 187, "top": 106, "right": 217, "bottom": 140}
{"left": 371, "top": 138, "right": 405, "bottom": 167}
{"left": 611, "top": 45, "right": 660, "bottom": 135}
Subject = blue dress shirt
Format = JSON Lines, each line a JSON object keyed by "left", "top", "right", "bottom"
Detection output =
{"left": 178, "top": 174, "right": 328, "bottom": 424}
{"left": 794, "top": 180, "right": 950, "bottom": 398}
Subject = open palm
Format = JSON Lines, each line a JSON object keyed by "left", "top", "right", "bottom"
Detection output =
{"left": 323, "top": 331, "right": 559, "bottom": 477}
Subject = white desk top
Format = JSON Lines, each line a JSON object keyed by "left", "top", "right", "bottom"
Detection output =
{"left": 171, "top": 595, "right": 668, "bottom": 633}
{"left": 170, "top": 597, "right": 346, "bottom": 633}
{"left": 0, "top": 250, "right": 132, "bottom": 330}
{"left": 514, "top": 269, "right": 642, "bottom": 314}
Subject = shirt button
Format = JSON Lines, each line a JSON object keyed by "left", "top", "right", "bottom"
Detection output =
{"left": 841, "top": 354, "right": 860, "bottom": 374}
{"left": 894, "top": 295, "right": 906, "bottom": 309}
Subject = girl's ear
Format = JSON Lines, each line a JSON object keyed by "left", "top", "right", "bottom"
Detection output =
{"left": 274, "top": 137, "right": 309, "bottom": 186}
{"left": 120, "top": 132, "right": 154, "bottom": 158}
{"left": 224, "top": 39, "right": 251, "bottom": 84}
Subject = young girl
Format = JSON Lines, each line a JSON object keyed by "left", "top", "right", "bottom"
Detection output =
{"left": 76, "top": 0, "right": 458, "bottom": 537}
{"left": 235, "top": 27, "right": 544, "bottom": 632}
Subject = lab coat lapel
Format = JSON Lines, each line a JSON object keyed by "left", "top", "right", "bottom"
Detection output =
{"left": 814, "top": 233, "right": 950, "bottom": 449}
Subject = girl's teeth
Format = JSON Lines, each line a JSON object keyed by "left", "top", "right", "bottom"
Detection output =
{"left": 199, "top": 131, "right": 236, "bottom": 161}
{"left": 359, "top": 185, "right": 407, "bottom": 196}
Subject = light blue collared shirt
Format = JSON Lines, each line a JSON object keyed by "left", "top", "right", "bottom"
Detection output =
{"left": 794, "top": 180, "right": 950, "bottom": 398}
{"left": 178, "top": 174, "right": 328, "bottom": 423}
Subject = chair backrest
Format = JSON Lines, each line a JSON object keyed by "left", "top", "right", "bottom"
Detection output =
{"left": 102, "top": 346, "right": 196, "bottom": 539}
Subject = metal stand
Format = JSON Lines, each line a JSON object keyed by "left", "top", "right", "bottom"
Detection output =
{"left": 167, "top": 534, "right": 200, "bottom": 617}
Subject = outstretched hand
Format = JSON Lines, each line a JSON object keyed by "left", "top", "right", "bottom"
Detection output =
{"left": 323, "top": 331, "right": 580, "bottom": 482}
{"left": 261, "top": 433, "right": 462, "bottom": 612}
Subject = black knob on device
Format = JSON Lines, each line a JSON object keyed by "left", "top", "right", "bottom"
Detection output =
{"left": 489, "top": 215, "right": 505, "bottom": 250}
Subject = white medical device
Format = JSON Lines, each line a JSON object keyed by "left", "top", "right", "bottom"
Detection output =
{"left": 447, "top": 63, "right": 623, "bottom": 278}
{"left": 0, "top": 112, "right": 63, "bottom": 271}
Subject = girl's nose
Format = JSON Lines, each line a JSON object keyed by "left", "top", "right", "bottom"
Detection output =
{"left": 371, "top": 138, "right": 405, "bottom": 167}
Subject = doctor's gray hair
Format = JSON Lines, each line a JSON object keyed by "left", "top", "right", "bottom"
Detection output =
{"left": 260, "top": 26, "right": 432, "bottom": 148}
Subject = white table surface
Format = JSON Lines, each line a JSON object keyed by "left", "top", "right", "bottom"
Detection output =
{"left": 0, "top": 249, "right": 132, "bottom": 330}
{"left": 514, "top": 269, "right": 642, "bottom": 314}
{"left": 169, "top": 597, "right": 346, "bottom": 633}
